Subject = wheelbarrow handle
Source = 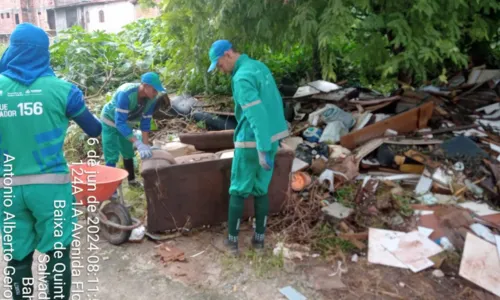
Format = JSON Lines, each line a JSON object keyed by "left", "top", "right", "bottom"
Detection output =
{"left": 94, "top": 210, "right": 143, "bottom": 231}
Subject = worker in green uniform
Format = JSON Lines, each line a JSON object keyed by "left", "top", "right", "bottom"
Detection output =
{"left": 0, "top": 23, "right": 102, "bottom": 299}
{"left": 100, "top": 72, "right": 165, "bottom": 193}
{"left": 207, "top": 40, "right": 289, "bottom": 255}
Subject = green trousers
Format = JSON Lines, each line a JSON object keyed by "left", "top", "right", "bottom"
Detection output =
{"left": 0, "top": 183, "right": 75, "bottom": 261}
{"left": 229, "top": 142, "right": 279, "bottom": 198}
{"left": 0, "top": 183, "right": 75, "bottom": 299}
{"left": 101, "top": 122, "right": 135, "bottom": 166}
{"left": 227, "top": 142, "right": 279, "bottom": 242}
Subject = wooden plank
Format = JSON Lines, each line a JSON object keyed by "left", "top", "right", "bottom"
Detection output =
{"left": 340, "top": 102, "right": 435, "bottom": 150}
{"left": 363, "top": 101, "right": 394, "bottom": 112}
{"left": 349, "top": 96, "right": 401, "bottom": 105}
{"left": 404, "top": 150, "right": 441, "bottom": 169}
{"left": 419, "top": 101, "right": 435, "bottom": 128}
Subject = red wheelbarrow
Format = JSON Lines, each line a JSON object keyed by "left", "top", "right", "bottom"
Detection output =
{"left": 70, "top": 164, "right": 142, "bottom": 245}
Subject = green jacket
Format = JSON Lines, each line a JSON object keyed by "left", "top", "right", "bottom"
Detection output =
{"left": 231, "top": 54, "right": 289, "bottom": 152}
{"left": 101, "top": 83, "right": 157, "bottom": 139}
{"left": 0, "top": 75, "right": 85, "bottom": 178}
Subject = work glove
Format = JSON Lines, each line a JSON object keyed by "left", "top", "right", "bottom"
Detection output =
{"left": 258, "top": 151, "right": 273, "bottom": 171}
{"left": 134, "top": 140, "right": 153, "bottom": 160}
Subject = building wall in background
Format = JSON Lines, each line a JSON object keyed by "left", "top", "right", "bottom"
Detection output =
{"left": 84, "top": 1, "right": 134, "bottom": 33}
{"left": 0, "top": 0, "right": 56, "bottom": 34}
{"left": 0, "top": 0, "right": 159, "bottom": 37}
{"left": 0, "top": 0, "right": 23, "bottom": 34}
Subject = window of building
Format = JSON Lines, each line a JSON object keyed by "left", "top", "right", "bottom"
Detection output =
{"left": 47, "top": 9, "right": 55, "bottom": 30}
{"left": 6, "top": 13, "right": 10, "bottom": 18}
{"left": 15, "top": 13, "right": 19, "bottom": 24}
{"left": 1, "top": 14, "right": 3, "bottom": 19}
{"left": 98, "top": 10, "right": 104, "bottom": 23}
{"left": 85, "top": 11, "right": 89, "bottom": 23}
{"left": 38, "top": 11, "right": 41, "bottom": 15}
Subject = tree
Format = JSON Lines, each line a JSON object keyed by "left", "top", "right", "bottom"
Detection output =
{"left": 152, "top": 0, "right": 499, "bottom": 92}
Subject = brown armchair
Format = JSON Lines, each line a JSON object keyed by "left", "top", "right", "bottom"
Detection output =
{"left": 141, "top": 130, "right": 294, "bottom": 233}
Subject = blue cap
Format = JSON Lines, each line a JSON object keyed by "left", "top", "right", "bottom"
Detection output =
{"left": 207, "top": 40, "right": 232, "bottom": 72}
{"left": 141, "top": 72, "right": 165, "bottom": 92}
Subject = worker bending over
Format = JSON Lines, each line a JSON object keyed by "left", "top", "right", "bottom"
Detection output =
{"left": 207, "top": 40, "right": 289, "bottom": 255}
{"left": 100, "top": 72, "right": 165, "bottom": 191}
{"left": 0, "top": 23, "right": 102, "bottom": 299}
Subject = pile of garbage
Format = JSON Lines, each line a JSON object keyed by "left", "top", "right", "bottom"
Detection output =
{"left": 273, "top": 68, "right": 500, "bottom": 297}
{"left": 147, "top": 67, "right": 500, "bottom": 297}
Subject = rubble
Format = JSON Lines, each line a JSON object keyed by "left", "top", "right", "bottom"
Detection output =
{"left": 459, "top": 233, "right": 500, "bottom": 297}
{"left": 279, "top": 286, "right": 307, "bottom": 300}
{"left": 272, "top": 72, "right": 500, "bottom": 296}
{"left": 155, "top": 243, "right": 186, "bottom": 264}
{"left": 150, "top": 68, "right": 500, "bottom": 297}
{"left": 432, "top": 269, "right": 445, "bottom": 278}
{"left": 273, "top": 242, "right": 313, "bottom": 260}
{"left": 321, "top": 202, "right": 354, "bottom": 222}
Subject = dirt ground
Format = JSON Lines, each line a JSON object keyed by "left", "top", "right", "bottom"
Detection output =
{"left": 0, "top": 221, "right": 497, "bottom": 300}
{"left": 146, "top": 224, "right": 498, "bottom": 300}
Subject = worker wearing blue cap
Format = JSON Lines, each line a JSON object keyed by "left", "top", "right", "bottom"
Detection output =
{"left": 208, "top": 40, "right": 289, "bottom": 255}
{"left": 100, "top": 72, "right": 166, "bottom": 190}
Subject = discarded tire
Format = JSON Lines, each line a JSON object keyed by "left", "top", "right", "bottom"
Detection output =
{"left": 100, "top": 202, "right": 132, "bottom": 245}
{"left": 191, "top": 111, "right": 237, "bottom": 130}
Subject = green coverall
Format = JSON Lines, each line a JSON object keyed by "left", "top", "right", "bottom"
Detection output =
{"left": 0, "top": 23, "right": 101, "bottom": 300}
{"left": 100, "top": 82, "right": 157, "bottom": 170}
{"left": 0, "top": 76, "right": 90, "bottom": 299}
{"left": 227, "top": 54, "right": 289, "bottom": 243}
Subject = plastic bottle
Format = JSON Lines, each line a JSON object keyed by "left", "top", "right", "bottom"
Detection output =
{"left": 303, "top": 127, "right": 323, "bottom": 143}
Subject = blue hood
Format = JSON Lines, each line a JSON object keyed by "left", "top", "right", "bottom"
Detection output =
{"left": 0, "top": 23, "right": 55, "bottom": 86}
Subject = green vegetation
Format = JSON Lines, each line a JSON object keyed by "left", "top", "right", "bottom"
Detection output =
{"left": 312, "top": 223, "right": 356, "bottom": 256}
{"left": 393, "top": 194, "right": 414, "bottom": 217}
{"left": 1, "top": 1, "right": 498, "bottom": 161}
{"left": 221, "top": 248, "right": 284, "bottom": 278}
{"left": 334, "top": 184, "right": 357, "bottom": 208}
{"left": 196, "top": 120, "right": 207, "bottom": 130}
{"left": 47, "top": 0, "right": 500, "bottom": 97}
{"left": 0, "top": 1, "right": 496, "bottom": 97}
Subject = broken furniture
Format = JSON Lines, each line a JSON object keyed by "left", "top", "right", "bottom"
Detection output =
{"left": 179, "top": 130, "right": 235, "bottom": 152}
{"left": 340, "top": 102, "right": 435, "bottom": 149}
{"left": 142, "top": 132, "right": 294, "bottom": 233}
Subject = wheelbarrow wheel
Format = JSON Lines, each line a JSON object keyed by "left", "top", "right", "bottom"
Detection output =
{"left": 100, "top": 202, "right": 132, "bottom": 245}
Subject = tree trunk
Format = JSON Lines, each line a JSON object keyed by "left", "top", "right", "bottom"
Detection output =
{"left": 312, "top": 40, "right": 322, "bottom": 80}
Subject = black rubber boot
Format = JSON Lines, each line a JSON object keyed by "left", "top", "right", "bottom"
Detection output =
{"left": 251, "top": 235, "right": 265, "bottom": 252}
{"left": 47, "top": 246, "right": 72, "bottom": 300}
{"left": 123, "top": 158, "right": 135, "bottom": 182}
{"left": 8, "top": 252, "right": 34, "bottom": 300}
{"left": 128, "top": 180, "right": 143, "bottom": 189}
{"left": 124, "top": 158, "right": 143, "bottom": 188}
{"left": 223, "top": 238, "right": 239, "bottom": 256}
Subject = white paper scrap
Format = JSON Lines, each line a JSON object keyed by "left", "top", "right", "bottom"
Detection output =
{"left": 418, "top": 226, "right": 434, "bottom": 238}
